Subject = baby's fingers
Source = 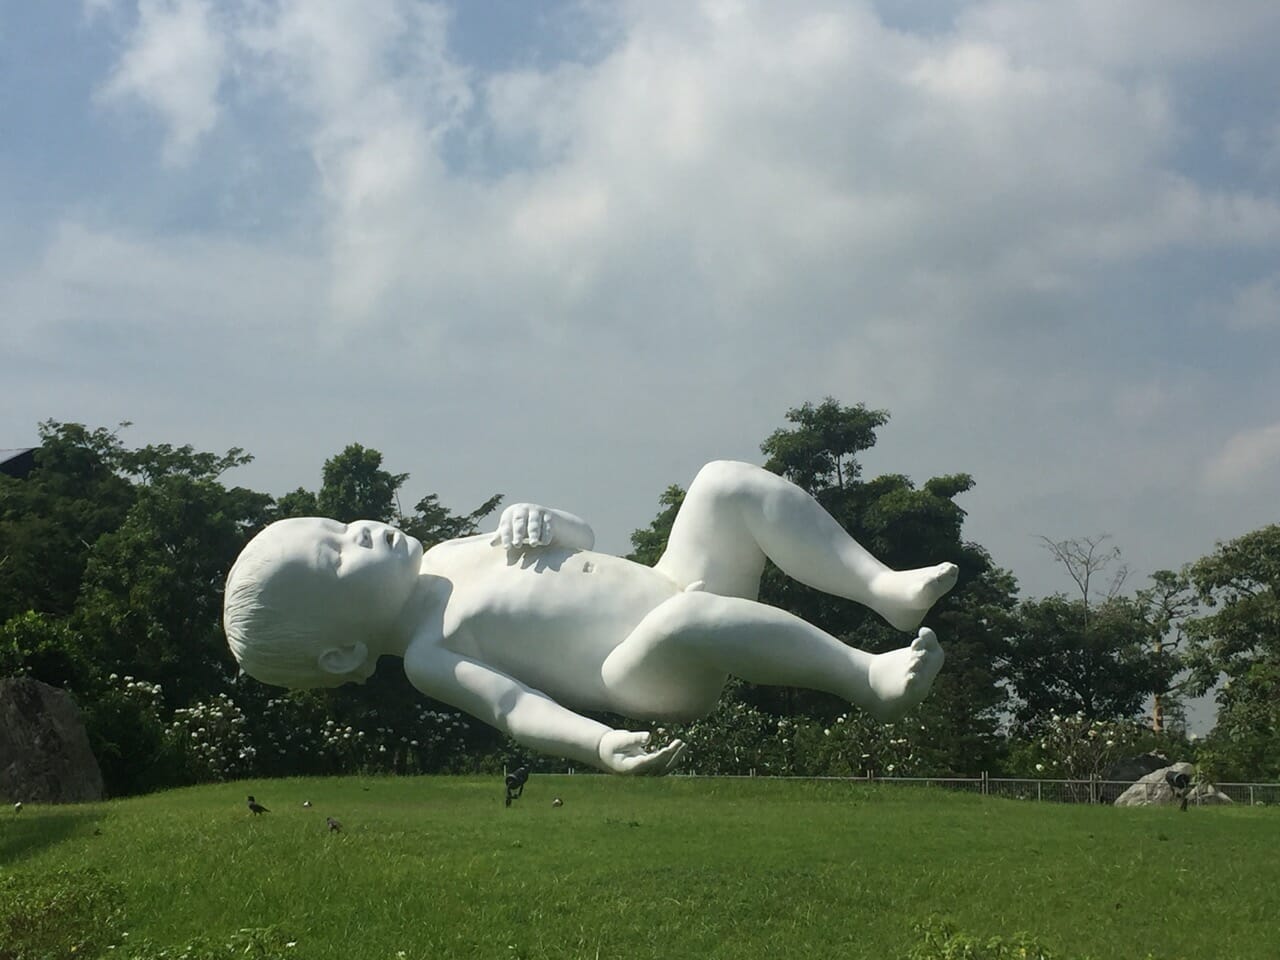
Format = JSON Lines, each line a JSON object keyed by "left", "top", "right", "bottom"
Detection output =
{"left": 510, "top": 509, "right": 528, "bottom": 545}
{"left": 526, "top": 509, "right": 546, "bottom": 546}
{"left": 645, "top": 739, "right": 686, "bottom": 776}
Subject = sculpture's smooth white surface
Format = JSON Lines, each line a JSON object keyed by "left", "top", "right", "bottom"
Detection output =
{"left": 225, "top": 461, "right": 957, "bottom": 775}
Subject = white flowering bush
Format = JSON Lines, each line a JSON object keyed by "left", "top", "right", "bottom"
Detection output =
{"left": 647, "top": 684, "right": 928, "bottom": 777}
{"left": 83, "top": 673, "right": 188, "bottom": 795}
{"left": 789, "top": 713, "right": 926, "bottom": 777}
{"left": 166, "top": 690, "right": 478, "bottom": 780}
{"left": 1007, "top": 712, "right": 1142, "bottom": 782}
{"left": 169, "top": 693, "right": 256, "bottom": 782}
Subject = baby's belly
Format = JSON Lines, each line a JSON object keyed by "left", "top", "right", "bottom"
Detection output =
{"left": 439, "top": 547, "right": 680, "bottom": 709}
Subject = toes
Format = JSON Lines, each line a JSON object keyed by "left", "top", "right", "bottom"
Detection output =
{"left": 911, "top": 627, "right": 939, "bottom": 651}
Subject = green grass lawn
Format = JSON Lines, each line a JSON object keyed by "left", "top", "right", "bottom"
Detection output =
{"left": 2, "top": 776, "right": 1276, "bottom": 959}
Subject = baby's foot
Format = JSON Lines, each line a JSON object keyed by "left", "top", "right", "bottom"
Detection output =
{"left": 868, "top": 562, "right": 959, "bottom": 632}
{"left": 864, "top": 628, "right": 945, "bottom": 721}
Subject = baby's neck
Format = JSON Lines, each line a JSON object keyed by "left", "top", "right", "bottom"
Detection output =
{"left": 382, "top": 573, "right": 450, "bottom": 657}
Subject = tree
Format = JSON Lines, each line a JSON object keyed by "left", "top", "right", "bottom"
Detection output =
{"left": 401, "top": 491, "right": 504, "bottom": 549}
{"left": 272, "top": 487, "right": 320, "bottom": 519}
{"left": 761, "top": 398, "right": 888, "bottom": 497}
{"left": 1002, "top": 594, "right": 1172, "bottom": 730}
{"left": 75, "top": 442, "right": 273, "bottom": 705}
{"left": 1003, "top": 537, "right": 1177, "bottom": 732}
{"left": 628, "top": 399, "right": 1020, "bottom": 773}
{"left": 1181, "top": 524, "right": 1280, "bottom": 779}
{"left": 0, "top": 421, "right": 520, "bottom": 793}
{"left": 0, "top": 421, "right": 135, "bottom": 622}
{"left": 627, "top": 485, "right": 686, "bottom": 566}
{"left": 1037, "top": 535, "right": 1128, "bottom": 633}
{"left": 317, "top": 444, "right": 408, "bottom": 523}
{"left": 1135, "top": 568, "right": 1195, "bottom": 731}
{"left": 0, "top": 610, "right": 98, "bottom": 692}
{"left": 761, "top": 401, "right": 1017, "bottom": 774}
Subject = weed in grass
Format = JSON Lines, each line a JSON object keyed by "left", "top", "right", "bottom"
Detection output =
{"left": 908, "top": 919, "right": 1074, "bottom": 959}
{"left": 0, "top": 867, "right": 126, "bottom": 960}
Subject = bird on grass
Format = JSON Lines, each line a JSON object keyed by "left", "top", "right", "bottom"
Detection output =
{"left": 247, "top": 795, "right": 270, "bottom": 815}
{"left": 302, "top": 801, "right": 312, "bottom": 808}
{"left": 326, "top": 817, "right": 342, "bottom": 833}
{"left": 505, "top": 766, "right": 529, "bottom": 807}
{"left": 12, "top": 801, "right": 21, "bottom": 814}
{"left": 551, "top": 798, "right": 563, "bottom": 808}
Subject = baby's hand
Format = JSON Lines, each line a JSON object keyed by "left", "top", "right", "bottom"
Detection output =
{"left": 492, "top": 503, "right": 556, "bottom": 549}
{"left": 597, "top": 730, "right": 686, "bottom": 776}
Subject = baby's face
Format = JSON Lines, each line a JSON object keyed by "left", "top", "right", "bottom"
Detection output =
{"left": 269, "top": 518, "right": 424, "bottom": 662}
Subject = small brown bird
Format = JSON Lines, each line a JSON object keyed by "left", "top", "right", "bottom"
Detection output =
{"left": 247, "top": 795, "right": 269, "bottom": 815}
{"left": 551, "top": 797, "right": 563, "bottom": 808}
{"left": 326, "top": 817, "right": 342, "bottom": 833}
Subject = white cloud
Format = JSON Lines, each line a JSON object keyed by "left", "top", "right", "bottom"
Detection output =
{"left": 1204, "top": 422, "right": 1280, "bottom": 491}
{"left": 960, "top": 0, "right": 1280, "bottom": 69}
{"left": 98, "top": 0, "right": 226, "bottom": 164}
{"left": 1, "top": 220, "right": 324, "bottom": 351}
{"left": 9, "top": 0, "right": 1280, "bottom": 608}
{"left": 1223, "top": 273, "right": 1280, "bottom": 331}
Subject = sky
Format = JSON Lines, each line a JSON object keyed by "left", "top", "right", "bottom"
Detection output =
{"left": 3, "top": 1, "right": 1279, "bottom": 729}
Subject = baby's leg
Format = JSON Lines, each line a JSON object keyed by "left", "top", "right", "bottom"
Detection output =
{"left": 600, "top": 591, "right": 945, "bottom": 723}
{"left": 654, "top": 460, "right": 958, "bottom": 630}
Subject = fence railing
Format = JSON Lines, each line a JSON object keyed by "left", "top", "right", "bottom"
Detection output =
{"left": 653, "top": 770, "right": 1280, "bottom": 805}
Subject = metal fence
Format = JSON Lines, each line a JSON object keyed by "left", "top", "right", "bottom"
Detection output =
{"left": 662, "top": 770, "right": 1280, "bottom": 806}
{"left": 860, "top": 773, "right": 1280, "bottom": 803}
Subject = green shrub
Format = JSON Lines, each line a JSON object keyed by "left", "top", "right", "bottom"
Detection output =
{"left": 908, "top": 919, "right": 1072, "bottom": 960}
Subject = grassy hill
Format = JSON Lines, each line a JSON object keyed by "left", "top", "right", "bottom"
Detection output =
{"left": 2, "top": 776, "right": 1276, "bottom": 959}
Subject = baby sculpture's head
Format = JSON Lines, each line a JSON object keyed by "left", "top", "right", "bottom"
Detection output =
{"left": 223, "top": 518, "right": 424, "bottom": 688}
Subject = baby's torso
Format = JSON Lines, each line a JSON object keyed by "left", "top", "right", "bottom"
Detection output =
{"left": 418, "top": 537, "right": 680, "bottom": 708}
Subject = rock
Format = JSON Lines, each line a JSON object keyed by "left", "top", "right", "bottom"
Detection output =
{"left": 0, "top": 677, "right": 104, "bottom": 804}
{"left": 1103, "top": 752, "right": 1169, "bottom": 785}
{"left": 1113, "top": 761, "right": 1233, "bottom": 807}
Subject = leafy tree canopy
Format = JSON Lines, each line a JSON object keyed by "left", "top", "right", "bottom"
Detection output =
{"left": 317, "top": 443, "right": 408, "bottom": 523}
{"left": 1002, "top": 594, "right": 1174, "bottom": 731}
{"left": 630, "top": 398, "right": 1020, "bottom": 773}
{"left": 1180, "top": 524, "right": 1280, "bottom": 779}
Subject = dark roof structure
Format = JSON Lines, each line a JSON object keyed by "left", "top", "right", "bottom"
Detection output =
{"left": 0, "top": 448, "right": 36, "bottom": 480}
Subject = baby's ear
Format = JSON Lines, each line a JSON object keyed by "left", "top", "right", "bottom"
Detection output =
{"left": 317, "top": 641, "right": 369, "bottom": 676}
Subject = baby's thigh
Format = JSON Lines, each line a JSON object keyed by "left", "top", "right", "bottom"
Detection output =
{"left": 599, "top": 593, "right": 728, "bottom": 721}
{"left": 654, "top": 461, "right": 767, "bottom": 598}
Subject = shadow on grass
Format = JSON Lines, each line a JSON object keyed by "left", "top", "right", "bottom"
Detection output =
{"left": 0, "top": 806, "right": 106, "bottom": 866}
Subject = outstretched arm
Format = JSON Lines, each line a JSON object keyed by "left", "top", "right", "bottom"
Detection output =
{"left": 404, "top": 640, "right": 683, "bottom": 775}
{"left": 491, "top": 503, "right": 595, "bottom": 551}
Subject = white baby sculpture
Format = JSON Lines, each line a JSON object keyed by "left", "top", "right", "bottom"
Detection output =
{"left": 224, "top": 460, "right": 957, "bottom": 775}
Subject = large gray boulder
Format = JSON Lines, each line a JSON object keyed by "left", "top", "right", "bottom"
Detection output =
{"left": 0, "top": 677, "right": 104, "bottom": 803}
{"left": 1103, "top": 752, "right": 1169, "bottom": 785}
{"left": 1113, "top": 761, "right": 1233, "bottom": 807}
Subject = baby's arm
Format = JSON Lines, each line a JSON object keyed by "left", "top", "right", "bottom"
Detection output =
{"left": 491, "top": 503, "right": 595, "bottom": 551}
{"left": 404, "top": 639, "right": 684, "bottom": 775}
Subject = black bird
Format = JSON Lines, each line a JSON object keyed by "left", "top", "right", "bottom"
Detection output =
{"left": 505, "top": 766, "right": 529, "bottom": 807}
{"left": 1164, "top": 770, "right": 1191, "bottom": 812}
{"left": 247, "top": 795, "right": 270, "bottom": 815}
{"left": 326, "top": 817, "right": 342, "bottom": 833}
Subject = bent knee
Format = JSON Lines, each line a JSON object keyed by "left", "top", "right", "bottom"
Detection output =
{"left": 689, "top": 459, "right": 759, "bottom": 497}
